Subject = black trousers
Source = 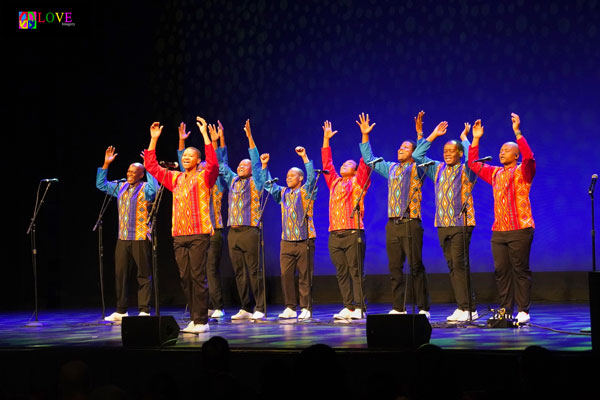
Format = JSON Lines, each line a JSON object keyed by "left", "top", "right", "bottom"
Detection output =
{"left": 207, "top": 229, "right": 225, "bottom": 310}
{"left": 114, "top": 239, "right": 152, "bottom": 314}
{"left": 280, "top": 238, "right": 315, "bottom": 311}
{"left": 491, "top": 228, "right": 534, "bottom": 314}
{"left": 437, "top": 226, "right": 476, "bottom": 312}
{"left": 328, "top": 230, "right": 367, "bottom": 311}
{"left": 386, "top": 219, "right": 430, "bottom": 312}
{"left": 173, "top": 234, "right": 210, "bottom": 325}
{"left": 228, "top": 226, "right": 264, "bottom": 313}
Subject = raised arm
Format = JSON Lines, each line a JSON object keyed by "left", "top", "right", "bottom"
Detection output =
{"left": 296, "top": 146, "right": 316, "bottom": 195}
{"left": 178, "top": 122, "right": 190, "bottom": 151}
{"left": 513, "top": 113, "right": 536, "bottom": 182}
{"left": 356, "top": 113, "right": 390, "bottom": 179}
{"left": 321, "top": 120, "right": 340, "bottom": 188}
{"left": 196, "top": 116, "right": 218, "bottom": 188}
{"left": 414, "top": 110, "right": 425, "bottom": 142}
{"left": 244, "top": 119, "right": 256, "bottom": 149}
{"left": 356, "top": 157, "right": 371, "bottom": 189}
{"left": 412, "top": 122, "right": 447, "bottom": 181}
{"left": 467, "top": 119, "right": 495, "bottom": 185}
{"left": 261, "top": 153, "right": 283, "bottom": 203}
{"left": 96, "top": 146, "right": 120, "bottom": 197}
{"left": 145, "top": 122, "right": 176, "bottom": 191}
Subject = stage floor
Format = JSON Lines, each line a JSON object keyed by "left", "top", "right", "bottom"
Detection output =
{"left": 0, "top": 302, "right": 591, "bottom": 352}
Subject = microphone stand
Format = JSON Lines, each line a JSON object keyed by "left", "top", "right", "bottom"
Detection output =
{"left": 400, "top": 163, "right": 430, "bottom": 314}
{"left": 458, "top": 160, "right": 487, "bottom": 322}
{"left": 25, "top": 180, "right": 55, "bottom": 327}
{"left": 91, "top": 180, "right": 122, "bottom": 323}
{"left": 591, "top": 182, "right": 596, "bottom": 273}
{"left": 146, "top": 173, "right": 168, "bottom": 317}
{"left": 351, "top": 163, "right": 376, "bottom": 318}
{"left": 300, "top": 171, "right": 323, "bottom": 318}
{"left": 258, "top": 182, "right": 274, "bottom": 319}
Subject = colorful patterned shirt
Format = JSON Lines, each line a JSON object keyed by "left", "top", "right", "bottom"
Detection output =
{"left": 178, "top": 148, "right": 227, "bottom": 229}
{"left": 265, "top": 160, "right": 317, "bottom": 241}
{"left": 96, "top": 168, "right": 158, "bottom": 240}
{"left": 321, "top": 147, "right": 371, "bottom": 231}
{"left": 359, "top": 141, "right": 426, "bottom": 219}
{"left": 412, "top": 138, "right": 476, "bottom": 227}
{"left": 144, "top": 145, "right": 219, "bottom": 236}
{"left": 219, "top": 146, "right": 267, "bottom": 227}
{"left": 468, "top": 136, "right": 535, "bottom": 231}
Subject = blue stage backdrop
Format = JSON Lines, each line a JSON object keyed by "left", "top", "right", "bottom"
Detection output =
{"left": 149, "top": 0, "right": 599, "bottom": 276}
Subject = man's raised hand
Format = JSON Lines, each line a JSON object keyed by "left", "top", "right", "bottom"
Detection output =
{"left": 322, "top": 120, "right": 338, "bottom": 140}
{"left": 356, "top": 113, "right": 376, "bottom": 136}
{"left": 460, "top": 122, "right": 472, "bottom": 142}
{"left": 511, "top": 113, "right": 521, "bottom": 137}
{"left": 150, "top": 122, "right": 163, "bottom": 139}
{"left": 104, "top": 146, "right": 117, "bottom": 167}
{"left": 415, "top": 110, "right": 425, "bottom": 136}
{"left": 179, "top": 122, "right": 191, "bottom": 141}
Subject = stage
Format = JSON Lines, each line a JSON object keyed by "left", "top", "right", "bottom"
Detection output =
{"left": 0, "top": 302, "right": 596, "bottom": 399}
{"left": 0, "top": 303, "right": 592, "bottom": 351}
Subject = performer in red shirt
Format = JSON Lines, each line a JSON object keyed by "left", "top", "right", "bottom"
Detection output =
{"left": 144, "top": 118, "right": 218, "bottom": 334}
{"left": 321, "top": 120, "right": 371, "bottom": 320}
{"left": 468, "top": 113, "right": 536, "bottom": 324}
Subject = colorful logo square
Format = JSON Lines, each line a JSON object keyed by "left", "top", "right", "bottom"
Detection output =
{"left": 18, "top": 12, "right": 37, "bottom": 30}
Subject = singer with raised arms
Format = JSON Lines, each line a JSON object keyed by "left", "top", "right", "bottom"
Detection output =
{"left": 358, "top": 111, "right": 432, "bottom": 318}
{"left": 322, "top": 120, "right": 371, "bottom": 320}
{"left": 96, "top": 146, "right": 158, "bottom": 322}
{"left": 144, "top": 118, "right": 218, "bottom": 334}
{"left": 262, "top": 146, "right": 317, "bottom": 320}
{"left": 467, "top": 114, "right": 536, "bottom": 324}
{"left": 176, "top": 121, "right": 228, "bottom": 319}
{"left": 412, "top": 117, "right": 479, "bottom": 322}
{"left": 217, "top": 120, "right": 268, "bottom": 321}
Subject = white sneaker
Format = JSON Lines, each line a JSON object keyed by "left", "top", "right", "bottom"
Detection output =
{"left": 251, "top": 311, "right": 265, "bottom": 320}
{"left": 389, "top": 309, "right": 407, "bottom": 315}
{"left": 231, "top": 309, "right": 252, "bottom": 320}
{"left": 298, "top": 308, "right": 312, "bottom": 320}
{"left": 105, "top": 312, "right": 128, "bottom": 322}
{"left": 138, "top": 311, "right": 150, "bottom": 317}
{"left": 207, "top": 309, "right": 215, "bottom": 317}
{"left": 278, "top": 307, "right": 297, "bottom": 319}
{"left": 181, "top": 321, "right": 196, "bottom": 333}
{"left": 455, "top": 310, "right": 478, "bottom": 322}
{"left": 516, "top": 311, "right": 530, "bottom": 324}
{"left": 446, "top": 308, "right": 465, "bottom": 322}
{"left": 210, "top": 309, "right": 225, "bottom": 319}
{"left": 350, "top": 309, "right": 365, "bottom": 320}
{"left": 192, "top": 323, "right": 210, "bottom": 333}
{"left": 419, "top": 310, "right": 431, "bottom": 320}
{"left": 333, "top": 307, "right": 353, "bottom": 320}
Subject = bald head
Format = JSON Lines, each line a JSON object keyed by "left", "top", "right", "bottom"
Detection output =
{"left": 127, "top": 163, "right": 145, "bottom": 185}
{"left": 286, "top": 167, "right": 304, "bottom": 189}
{"left": 237, "top": 159, "right": 252, "bottom": 179}
{"left": 499, "top": 142, "right": 519, "bottom": 167}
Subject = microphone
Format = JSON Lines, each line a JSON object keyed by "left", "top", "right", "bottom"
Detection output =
{"left": 314, "top": 169, "right": 330, "bottom": 174}
{"left": 417, "top": 160, "right": 435, "bottom": 168}
{"left": 41, "top": 178, "right": 59, "bottom": 182}
{"left": 589, "top": 174, "right": 598, "bottom": 195}
{"left": 473, "top": 156, "right": 492, "bottom": 163}
{"left": 110, "top": 178, "right": 127, "bottom": 183}
{"left": 159, "top": 161, "right": 179, "bottom": 169}
{"left": 367, "top": 157, "right": 384, "bottom": 165}
{"left": 265, "top": 177, "right": 279, "bottom": 185}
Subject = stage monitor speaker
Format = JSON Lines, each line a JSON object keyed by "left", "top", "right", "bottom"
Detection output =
{"left": 121, "top": 316, "right": 179, "bottom": 347}
{"left": 589, "top": 272, "right": 600, "bottom": 353}
{"left": 367, "top": 314, "right": 432, "bottom": 349}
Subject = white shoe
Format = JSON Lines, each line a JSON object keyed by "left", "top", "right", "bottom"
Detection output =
{"left": 210, "top": 309, "right": 225, "bottom": 319}
{"left": 251, "top": 311, "right": 265, "bottom": 320}
{"left": 105, "top": 312, "right": 128, "bottom": 322}
{"left": 138, "top": 311, "right": 150, "bottom": 317}
{"left": 516, "top": 311, "right": 530, "bottom": 324}
{"left": 333, "top": 307, "right": 353, "bottom": 320}
{"left": 350, "top": 309, "right": 365, "bottom": 320}
{"left": 192, "top": 323, "right": 210, "bottom": 333}
{"left": 446, "top": 308, "right": 465, "bottom": 322}
{"left": 455, "top": 310, "right": 478, "bottom": 322}
{"left": 207, "top": 309, "right": 215, "bottom": 317}
{"left": 278, "top": 307, "right": 297, "bottom": 319}
{"left": 298, "top": 308, "right": 312, "bottom": 320}
{"left": 231, "top": 309, "right": 252, "bottom": 320}
{"left": 182, "top": 321, "right": 196, "bottom": 333}
{"left": 389, "top": 309, "right": 407, "bottom": 315}
{"left": 419, "top": 310, "right": 431, "bottom": 320}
